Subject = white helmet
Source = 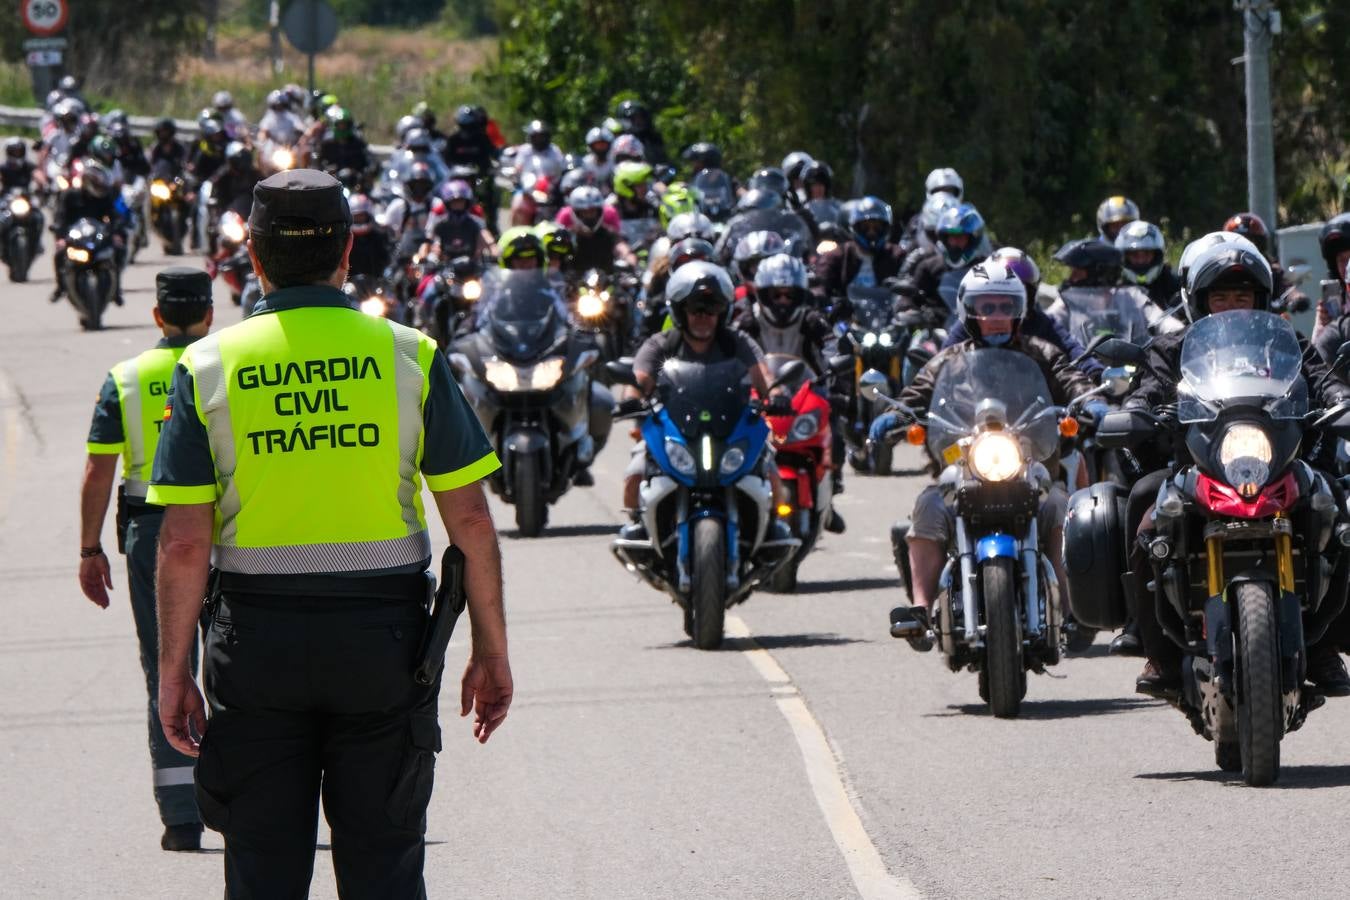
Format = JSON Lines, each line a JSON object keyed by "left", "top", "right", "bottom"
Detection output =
{"left": 566, "top": 185, "right": 606, "bottom": 235}
{"left": 924, "top": 167, "right": 963, "bottom": 200}
{"left": 919, "top": 193, "right": 958, "bottom": 236}
{"left": 1114, "top": 220, "right": 1166, "bottom": 287}
{"left": 956, "top": 261, "right": 1026, "bottom": 344}
{"left": 666, "top": 211, "right": 716, "bottom": 242}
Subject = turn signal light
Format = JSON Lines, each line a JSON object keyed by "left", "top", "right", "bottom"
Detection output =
{"left": 906, "top": 424, "right": 926, "bottom": 445}
{"left": 1058, "top": 417, "right": 1080, "bottom": 437}
{"left": 777, "top": 503, "right": 793, "bottom": 517}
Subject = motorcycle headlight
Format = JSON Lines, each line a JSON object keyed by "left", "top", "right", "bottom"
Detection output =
{"left": 220, "top": 219, "right": 247, "bottom": 244}
{"left": 272, "top": 148, "right": 295, "bottom": 170}
{"left": 577, "top": 290, "right": 608, "bottom": 319}
{"left": 665, "top": 438, "right": 697, "bottom": 476}
{"left": 483, "top": 359, "right": 523, "bottom": 391}
{"left": 878, "top": 331, "right": 894, "bottom": 348}
{"left": 968, "top": 432, "right": 1023, "bottom": 482}
{"left": 719, "top": 445, "right": 746, "bottom": 475}
{"left": 461, "top": 279, "right": 482, "bottom": 301}
{"left": 66, "top": 246, "right": 91, "bottom": 263}
{"left": 9, "top": 196, "right": 30, "bottom": 216}
{"left": 528, "top": 357, "right": 565, "bottom": 390}
{"left": 816, "top": 239, "right": 838, "bottom": 255}
{"left": 150, "top": 181, "right": 172, "bottom": 201}
{"left": 359, "top": 296, "right": 387, "bottom": 317}
{"left": 862, "top": 332, "right": 878, "bottom": 348}
{"left": 789, "top": 412, "right": 820, "bottom": 442}
{"left": 1219, "top": 423, "right": 1273, "bottom": 497}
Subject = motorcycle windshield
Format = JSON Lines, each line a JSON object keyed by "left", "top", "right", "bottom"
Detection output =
{"left": 936, "top": 264, "right": 967, "bottom": 315}
{"left": 763, "top": 353, "right": 809, "bottom": 393}
{"left": 1177, "top": 309, "right": 1308, "bottom": 423}
{"left": 620, "top": 217, "right": 660, "bottom": 250}
{"left": 1058, "top": 287, "right": 1152, "bottom": 346}
{"left": 926, "top": 348, "right": 1060, "bottom": 463}
{"left": 806, "top": 198, "right": 845, "bottom": 227}
{"left": 658, "top": 358, "right": 751, "bottom": 441}
{"left": 693, "top": 170, "right": 733, "bottom": 214}
{"left": 847, "top": 285, "right": 895, "bottom": 333}
{"left": 718, "top": 209, "right": 814, "bottom": 260}
{"left": 484, "top": 270, "right": 565, "bottom": 361}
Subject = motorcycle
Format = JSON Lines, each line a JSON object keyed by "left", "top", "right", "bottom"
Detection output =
{"left": 259, "top": 139, "right": 305, "bottom": 177}
{"left": 1072, "top": 311, "right": 1350, "bottom": 784}
{"left": 348, "top": 274, "right": 403, "bottom": 322}
{"left": 61, "top": 217, "right": 118, "bottom": 330}
{"left": 0, "top": 190, "right": 41, "bottom": 282}
{"left": 447, "top": 271, "right": 607, "bottom": 536}
{"left": 148, "top": 167, "right": 189, "bottom": 255}
{"left": 842, "top": 285, "right": 909, "bottom": 475}
{"left": 120, "top": 175, "right": 149, "bottom": 264}
{"left": 570, "top": 266, "right": 637, "bottom": 374}
{"left": 863, "top": 349, "right": 1074, "bottom": 717}
{"left": 608, "top": 357, "right": 800, "bottom": 649}
{"left": 419, "top": 256, "right": 485, "bottom": 347}
{"left": 207, "top": 208, "right": 254, "bottom": 307}
{"left": 761, "top": 354, "right": 837, "bottom": 592}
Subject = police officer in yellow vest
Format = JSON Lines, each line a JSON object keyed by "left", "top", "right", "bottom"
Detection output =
{"left": 148, "top": 170, "right": 512, "bottom": 898}
{"left": 79, "top": 266, "right": 214, "bottom": 852}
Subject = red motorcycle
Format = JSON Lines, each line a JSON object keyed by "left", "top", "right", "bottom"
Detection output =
{"left": 761, "top": 353, "right": 839, "bottom": 592}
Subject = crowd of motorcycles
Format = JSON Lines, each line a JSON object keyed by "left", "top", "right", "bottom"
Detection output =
{"left": 11, "top": 81, "right": 1350, "bottom": 787}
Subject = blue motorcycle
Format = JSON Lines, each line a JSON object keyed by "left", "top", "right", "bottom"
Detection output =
{"left": 610, "top": 357, "right": 799, "bottom": 648}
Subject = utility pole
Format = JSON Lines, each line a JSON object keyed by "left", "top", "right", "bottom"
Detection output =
{"left": 1238, "top": 0, "right": 1280, "bottom": 231}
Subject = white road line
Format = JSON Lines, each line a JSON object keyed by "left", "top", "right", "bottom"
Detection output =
{"left": 726, "top": 614, "right": 921, "bottom": 900}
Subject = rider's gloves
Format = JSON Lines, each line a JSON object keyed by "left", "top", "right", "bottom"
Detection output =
{"left": 765, "top": 395, "right": 795, "bottom": 417}
{"left": 1084, "top": 399, "right": 1110, "bottom": 429}
{"left": 868, "top": 411, "right": 904, "bottom": 445}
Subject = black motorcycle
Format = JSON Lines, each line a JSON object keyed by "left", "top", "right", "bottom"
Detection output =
{"left": 569, "top": 266, "right": 637, "bottom": 376}
{"left": 61, "top": 217, "right": 118, "bottom": 330}
{"left": 842, "top": 285, "right": 911, "bottom": 475}
{"left": 447, "top": 270, "right": 609, "bottom": 536}
{"left": 148, "top": 164, "right": 189, "bottom": 255}
{"left": 420, "top": 256, "right": 485, "bottom": 348}
{"left": 0, "top": 190, "right": 40, "bottom": 282}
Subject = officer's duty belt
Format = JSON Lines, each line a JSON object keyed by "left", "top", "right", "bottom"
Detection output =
{"left": 218, "top": 570, "right": 427, "bottom": 602}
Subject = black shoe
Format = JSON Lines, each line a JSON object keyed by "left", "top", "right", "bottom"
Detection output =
{"left": 618, "top": 521, "right": 648, "bottom": 542}
{"left": 823, "top": 510, "right": 846, "bottom": 534}
{"left": 1108, "top": 621, "right": 1143, "bottom": 657}
{"left": 572, "top": 468, "right": 594, "bottom": 487}
{"left": 49, "top": 287, "right": 63, "bottom": 304}
{"left": 161, "top": 823, "right": 203, "bottom": 852}
{"left": 1135, "top": 659, "right": 1181, "bottom": 698}
{"left": 890, "top": 605, "right": 933, "bottom": 651}
{"left": 1063, "top": 616, "right": 1098, "bottom": 653}
{"left": 112, "top": 292, "right": 125, "bottom": 307}
{"left": 1307, "top": 647, "right": 1350, "bottom": 697}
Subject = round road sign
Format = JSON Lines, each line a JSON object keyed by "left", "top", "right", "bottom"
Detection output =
{"left": 22, "top": 0, "right": 68, "bottom": 37}
{"left": 281, "top": 0, "right": 339, "bottom": 55}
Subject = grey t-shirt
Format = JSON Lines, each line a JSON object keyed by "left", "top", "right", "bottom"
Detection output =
{"left": 632, "top": 328, "right": 764, "bottom": 384}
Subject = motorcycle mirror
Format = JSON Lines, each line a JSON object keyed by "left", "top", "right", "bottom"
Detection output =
{"left": 1323, "top": 407, "right": 1350, "bottom": 441}
{"left": 827, "top": 354, "right": 854, "bottom": 374}
{"left": 771, "top": 359, "right": 808, "bottom": 390}
{"left": 1090, "top": 337, "right": 1146, "bottom": 368}
{"left": 1072, "top": 332, "right": 1114, "bottom": 365}
{"left": 1096, "top": 409, "right": 1155, "bottom": 450}
{"left": 905, "top": 344, "right": 933, "bottom": 369}
{"left": 606, "top": 359, "right": 638, "bottom": 387}
{"left": 858, "top": 368, "right": 890, "bottom": 402}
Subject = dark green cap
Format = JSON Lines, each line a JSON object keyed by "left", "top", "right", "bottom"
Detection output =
{"left": 156, "top": 266, "right": 213, "bottom": 306}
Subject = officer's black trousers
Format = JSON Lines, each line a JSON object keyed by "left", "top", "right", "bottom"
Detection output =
{"left": 196, "top": 583, "right": 440, "bottom": 900}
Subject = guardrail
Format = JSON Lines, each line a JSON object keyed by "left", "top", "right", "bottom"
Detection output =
{"left": 0, "top": 103, "right": 394, "bottom": 160}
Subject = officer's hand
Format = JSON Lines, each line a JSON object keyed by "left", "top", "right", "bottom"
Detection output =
{"left": 159, "top": 671, "right": 206, "bottom": 757}
{"left": 78, "top": 553, "right": 113, "bottom": 609}
{"left": 461, "top": 654, "right": 513, "bottom": 744}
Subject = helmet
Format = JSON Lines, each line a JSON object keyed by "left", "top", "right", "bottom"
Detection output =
{"left": 670, "top": 236, "right": 716, "bottom": 270}
{"left": 45, "top": 89, "right": 62, "bottom": 110}
{"left": 498, "top": 226, "right": 545, "bottom": 269}
{"left": 81, "top": 161, "right": 111, "bottom": 198}
{"left": 924, "top": 167, "right": 964, "bottom": 200}
{"left": 666, "top": 260, "right": 734, "bottom": 332}
{"left": 454, "top": 105, "right": 477, "bottom": 128}
{"left": 1096, "top": 195, "right": 1140, "bottom": 241}
{"left": 919, "top": 193, "right": 958, "bottom": 239}
{"left": 405, "top": 161, "right": 434, "bottom": 200}
{"left": 53, "top": 98, "right": 81, "bottom": 127}
{"left": 284, "top": 83, "right": 307, "bottom": 109}
{"left": 800, "top": 160, "right": 833, "bottom": 193}
{"left": 781, "top": 151, "right": 814, "bottom": 185}
{"left": 1053, "top": 238, "right": 1121, "bottom": 287}
{"left": 666, "top": 211, "right": 716, "bottom": 243}
{"left": 57, "top": 75, "right": 79, "bottom": 93}
{"left": 327, "top": 106, "right": 353, "bottom": 139}
{"left": 732, "top": 230, "right": 787, "bottom": 283}
{"left": 321, "top": 93, "right": 339, "bottom": 109}
{"left": 89, "top": 135, "right": 116, "bottom": 165}
{"left": 567, "top": 185, "right": 607, "bottom": 234}
{"left": 1223, "top": 212, "right": 1271, "bottom": 258}
{"left": 1319, "top": 213, "right": 1350, "bottom": 280}
{"left": 441, "top": 179, "right": 475, "bottom": 205}
{"left": 957, "top": 261, "right": 1027, "bottom": 344}
{"left": 1115, "top": 220, "right": 1166, "bottom": 286}
{"left": 987, "top": 247, "right": 1041, "bottom": 303}
{"left": 404, "top": 128, "right": 433, "bottom": 154}
{"left": 935, "top": 203, "right": 986, "bottom": 266}
{"left": 154, "top": 117, "right": 177, "bottom": 140}
{"left": 753, "top": 254, "right": 810, "bottom": 327}
{"left": 78, "top": 112, "right": 100, "bottom": 138}
{"left": 524, "top": 119, "right": 552, "bottom": 148}
{"left": 747, "top": 167, "right": 789, "bottom": 199}
{"left": 558, "top": 167, "right": 592, "bottom": 198}
{"left": 537, "top": 222, "right": 575, "bottom": 261}
{"left": 735, "top": 188, "right": 781, "bottom": 214}
{"left": 396, "top": 115, "right": 421, "bottom": 143}
{"left": 212, "top": 90, "right": 234, "bottom": 111}
{"left": 849, "top": 196, "right": 894, "bottom": 254}
{"left": 585, "top": 127, "right": 614, "bottom": 153}
{"left": 658, "top": 183, "right": 699, "bottom": 230}
{"left": 1177, "top": 231, "right": 1259, "bottom": 286}
{"left": 5, "top": 137, "right": 26, "bottom": 159}
{"left": 1184, "top": 241, "right": 1272, "bottom": 321}
{"left": 105, "top": 109, "right": 128, "bottom": 128}
{"left": 349, "top": 194, "right": 374, "bottom": 236}
{"left": 225, "top": 141, "right": 253, "bottom": 171}
{"left": 612, "top": 161, "right": 653, "bottom": 200}
{"left": 267, "top": 90, "right": 288, "bottom": 111}
{"left": 412, "top": 101, "right": 435, "bottom": 128}
{"left": 199, "top": 117, "right": 224, "bottom": 141}
{"left": 682, "top": 142, "right": 722, "bottom": 171}
{"left": 615, "top": 99, "right": 650, "bottom": 130}
{"left": 611, "top": 134, "right": 645, "bottom": 163}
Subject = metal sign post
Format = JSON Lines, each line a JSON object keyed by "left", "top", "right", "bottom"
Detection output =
{"left": 1238, "top": 0, "right": 1280, "bottom": 232}
{"left": 21, "top": 0, "right": 70, "bottom": 102}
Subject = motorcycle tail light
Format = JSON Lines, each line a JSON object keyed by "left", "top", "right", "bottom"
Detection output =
{"left": 1194, "top": 470, "right": 1298, "bottom": 519}
{"left": 906, "top": 424, "right": 926, "bottom": 446}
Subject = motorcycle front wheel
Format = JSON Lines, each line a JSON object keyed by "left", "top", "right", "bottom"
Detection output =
{"left": 512, "top": 451, "right": 548, "bottom": 537}
{"left": 1235, "top": 581, "right": 1283, "bottom": 786}
{"left": 982, "top": 557, "right": 1025, "bottom": 718}
{"left": 690, "top": 517, "right": 727, "bottom": 650}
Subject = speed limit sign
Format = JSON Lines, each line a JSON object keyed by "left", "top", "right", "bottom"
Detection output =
{"left": 22, "top": 0, "right": 69, "bottom": 37}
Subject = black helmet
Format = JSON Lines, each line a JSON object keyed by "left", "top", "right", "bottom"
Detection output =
{"left": 1223, "top": 212, "right": 1271, "bottom": 258}
{"left": 747, "top": 167, "right": 789, "bottom": 199}
{"left": 404, "top": 127, "right": 433, "bottom": 154}
{"left": 1318, "top": 213, "right": 1350, "bottom": 280}
{"left": 225, "top": 141, "right": 253, "bottom": 171}
{"left": 524, "top": 119, "right": 551, "bottom": 148}
{"left": 666, "top": 260, "right": 734, "bottom": 333}
{"left": 753, "top": 254, "right": 810, "bottom": 327}
{"left": 781, "top": 151, "right": 814, "bottom": 185}
{"left": 735, "top": 188, "right": 780, "bottom": 214}
{"left": 406, "top": 161, "right": 434, "bottom": 200}
{"left": 800, "top": 160, "right": 833, "bottom": 192}
{"left": 81, "top": 161, "right": 111, "bottom": 198}
{"left": 58, "top": 74, "right": 80, "bottom": 94}
{"left": 5, "top": 137, "right": 26, "bottom": 160}
{"left": 682, "top": 142, "right": 722, "bottom": 171}
{"left": 154, "top": 117, "right": 177, "bottom": 140}
{"left": 669, "top": 236, "right": 716, "bottom": 271}
{"left": 454, "top": 104, "right": 476, "bottom": 128}
{"left": 616, "top": 99, "right": 649, "bottom": 130}
{"left": 1184, "top": 242, "right": 1272, "bottom": 321}
{"left": 1053, "top": 238, "right": 1122, "bottom": 287}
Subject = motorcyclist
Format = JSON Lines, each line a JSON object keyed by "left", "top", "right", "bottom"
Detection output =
{"left": 582, "top": 127, "right": 615, "bottom": 186}
{"left": 609, "top": 161, "right": 658, "bottom": 222}
{"left": 615, "top": 99, "right": 667, "bottom": 165}
{"left": 640, "top": 235, "right": 717, "bottom": 338}
{"left": 443, "top": 105, "right": 501, "bottom": 175}
{"left": 514, "top": 120, "right": 565, "bottom": 183}
{"left": 876, "top": 262, "right": 1095, "bottom": 649}
{"left": 35, "top": 99, "right": 82, "bottom": 185}
{"left": 346, "top": 193, "right": 392, "bottom": 280}
{"left": 1048, "top": 238, "right": 1182, "bottom": 335}
{"left": 384, "top": 160, "right": 437, "bottom": 240}
{"left": 1, "top": 137, "right": 36, "bottom": 193}
{"left": 558, "top": 185, "right": 637, "bottom": 271}
{"left": 816, "top": 197, "right": 908, "bottom": 324}
{"left": 731, "top": 229, "right": 788, "bottom": 308}
{"left": 1126, "top": 239, "right": 1350, "bottom": 696}
{"left": 1310, "top": 213, "right": 1350, "bottom": 365}
{"left": 67, "top": 112, "right": 101, "bottom": 167}
{"left": 782, "top": 151, "right": 814, "bottom": 204}
{"left": 207, "top": 142, "right": 262, "bottom": 220}
{"left": 1223, "top": 212, "right": 1309, "bottom": 315}
{"left": 800, "top": 160, "right": 844, "bottom": 228}
{"left": 619, "top": 261, "right": 789, "bottom": 537}
{"left": 899, "top": 168, "right": 964, "bottom": 246}
{"left": 105, "top": 119, "right": 149, "bottom": 182}
{"left": 610, "top": 134, "right": 646, "bottom": 166}
{"left": 421, "top": 179, "right": 495, "bottom": 263}
{"left": 924, "top": 167, "right": 964, "bottom": 201}
{"left": 316, "top": 107, "right": 373, "bottom": 180}
{"left": 889, "top": 202, "right": 988, "bottom": 333}
{"left": 186, "top": 117, "right": 229, "bottom": 184}
{"left": 211, "top": 90, "right": 249, "bottom": 141}
{"left": 148, "top": 118, "right": 188, "bottom": 177}
{"left": 1114, "top": 219, "right": 1181, "bottom": 308}
{"left": 49, "top": 160, "right": 126, "bottom": 305}
{"left": 537, "top": 221, "right": 576, "bottom": 273}
{"left": 411, "top": 101, "right": 451, "bottom": 150}
{"left": 1095, "top": 195, "right": 1139, "bottom": 243}
{"left": 257, "top": 89, "right": 304, "bottom": 147}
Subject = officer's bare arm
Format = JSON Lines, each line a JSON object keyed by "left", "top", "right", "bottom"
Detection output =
{"left": 432, "top": 482, "right": 506, "bottom": 657}
{"left": 79, "top": 455, "right": 118, "bottom": 549}
{"left": 155, "top": 503, "right": 214, "bottom": 673}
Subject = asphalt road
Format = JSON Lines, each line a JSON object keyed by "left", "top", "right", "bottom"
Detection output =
{"left": 4, "top": 240, "right": 1350, "bottom": 900}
